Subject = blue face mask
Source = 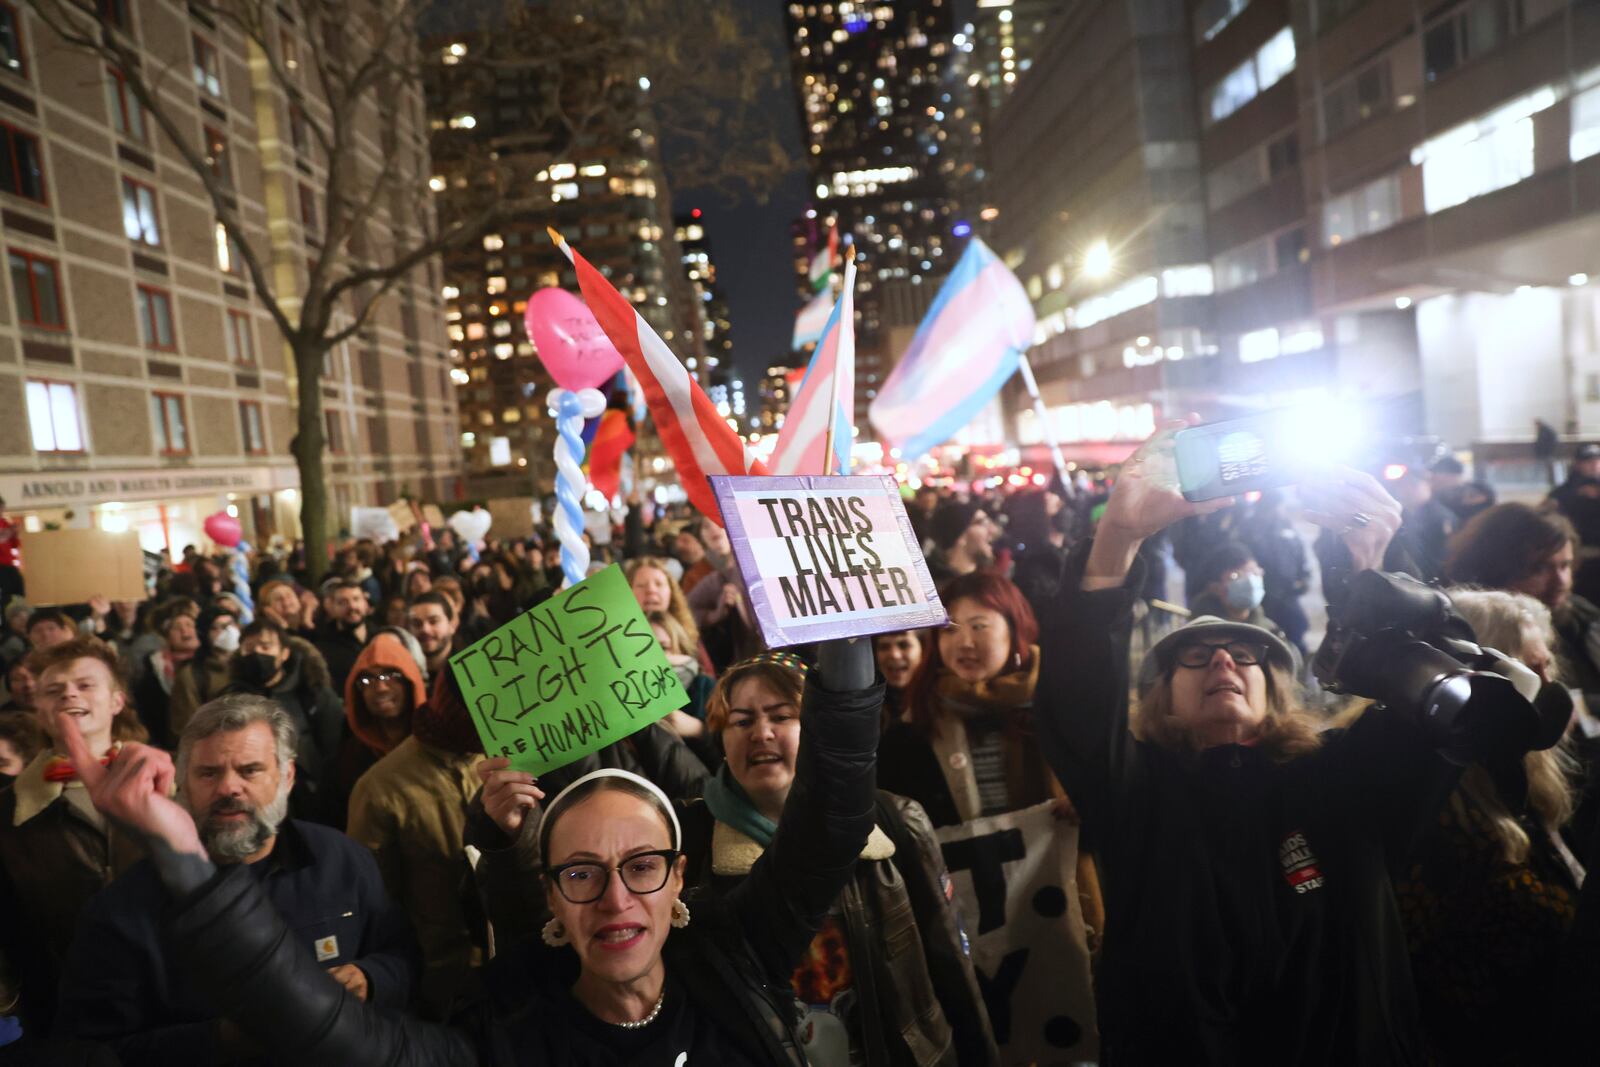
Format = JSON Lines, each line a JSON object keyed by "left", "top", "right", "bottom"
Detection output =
{"left": 1224, "top": 573, "right": 1265, "bottom": 612}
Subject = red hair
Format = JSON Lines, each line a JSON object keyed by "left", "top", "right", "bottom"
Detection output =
{"left": 906, "top": 572, "right": 1038, "bottom": 736}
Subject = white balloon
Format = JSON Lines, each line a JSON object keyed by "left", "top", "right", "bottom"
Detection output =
{"left": 448, "top": 508, "right": 492, "bottom": 545}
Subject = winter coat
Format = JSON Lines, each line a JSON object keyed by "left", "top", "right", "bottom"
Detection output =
{"left": 127, "top": 673, "right": 886, "bottom": 1065}
{"left": 346, "top": 734, "right": 481, "bottom": 1018}
{"left": 55, "top": 820, "right": 421, "bottom": 1065}
{"left": 330, "top": 632, "right": 427, "bottom": 828}
{"left": 312, "top": 618, "right": 368, "bottom": 695}
{"left": 167, "top": 649, "right": 232, "bottom": 739}
{"left": 679, "top": 792, "right": 1000, "bottom": 1067}
{"left": 131, "top": 650, "right": 186, "bottom": 751}
{"left": 0, "top": 752, "right": 145, "bottom": 1033}
{"left": 1034, "top": 541, "right": 1486, "bottom": 1065}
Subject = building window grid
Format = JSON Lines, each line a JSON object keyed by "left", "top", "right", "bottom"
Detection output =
{"left": 239, "top": 400, "right": 266, "bottom": 454}
{"left": 106, "top": 66, "right": 147, "bottom": 142}
{"left": 8, "top": 248, "right": 64, "bottom": 328}
{"left": 1, "top": 2, "right": 26, "bottom": 76}
{"left": 121, "top": 177, "right": 161, "bottom": 245}
{"left": 134, "top": 284, "right": 175, "bottom": 349}
{"left": 192, "top": 33, "right": 222, "bottom": 99}
{"left": 25, "top": 378, "right": 84, "bottom": 453}
{"left": 1205, "top": 26, "right": 1296, "bottom": 127}
{"left": 151, "top": 391, "right": 189, "bottom": 455}
{"left": 0, "top": 120, "right": 44, "bottom": 202}
{"left": 225, "top": 308, "right": 255, "bottom": 362}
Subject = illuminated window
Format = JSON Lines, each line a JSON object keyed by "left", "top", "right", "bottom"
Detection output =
{"left": 26, "top": 379, "right": 82, "bottom": 452}
{"left": 203, "top": 125, "right": 231, "bottom": 185}
{"left": 192, "top": 34, "right": 222, "bottom": 99}
{"left": 239, "top": 400, "right": 266, "bottom": 454}
{"left": 121, "top": 177, "right": 161, "bottom": 245}
{"left": 1412, "top": 87, "right": 1553, "bottom": 213}
{"left": 1204, "top": 26, "right": 1295, "bottom": 126}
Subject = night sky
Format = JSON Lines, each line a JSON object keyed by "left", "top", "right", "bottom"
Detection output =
{"left": 670, "top": 1, "right": 811, "bottom": 386}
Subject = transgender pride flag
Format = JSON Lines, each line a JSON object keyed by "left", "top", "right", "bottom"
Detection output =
{"left": 868, "top": 237, "right": 1036, "bottom": 460}
{"left": 772, "top": 259, "right": 856, "bottom": 475}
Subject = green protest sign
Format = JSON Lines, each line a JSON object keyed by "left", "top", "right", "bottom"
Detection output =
{"left": 448, "top": 564, "right": 689, "bottom": 777}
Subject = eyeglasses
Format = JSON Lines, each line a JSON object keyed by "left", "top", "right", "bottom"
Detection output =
{"left": 545, "top": 849, "right": 680, "bottom": 904}
{"left": 1172, "top": 641, "right": 1268, "bottom": 669}
{"left": 357, "top": 669, "right": 405, "bottom": 687}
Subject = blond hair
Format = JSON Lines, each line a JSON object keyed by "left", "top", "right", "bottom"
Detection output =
{"left": 646, "top": 610, "right": 693, "bottom": 657}
{"left": 624, "top": 557, "right": 698, "bottom": 647}
{"left": 1135, "top": 659, "right": 1322, "bottom": 761}
{"left": 1445, "top": 587, "right": 1577, "bottom": 864}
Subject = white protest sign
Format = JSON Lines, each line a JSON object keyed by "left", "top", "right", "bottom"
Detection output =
{"left": 937, "top": 801, "right": 1098, "bottom": 1065}
{"left": 710, "top": 474, "right": 946, "bottom": 647}
{"left": 350, "top": 506, "right": 399, "bottom": 543}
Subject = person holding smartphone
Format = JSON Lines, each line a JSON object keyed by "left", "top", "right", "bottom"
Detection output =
{"left": 1031, "top": 424, "right": 1546, "bottom": 1065}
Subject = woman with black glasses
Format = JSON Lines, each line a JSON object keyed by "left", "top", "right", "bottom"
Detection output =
{"left": 54, "top": 637, "right": 882, "bottom": 1066}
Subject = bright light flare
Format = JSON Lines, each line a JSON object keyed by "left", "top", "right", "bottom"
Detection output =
{"left": 1083, "top": 239, "right": 1113, "bottom": 279}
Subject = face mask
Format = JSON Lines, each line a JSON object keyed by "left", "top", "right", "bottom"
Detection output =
{"left": 213, "top": 625, "right": 241, "bottom": 653}
{"left": 234, "top": 651, "right": 280, "bottom": 689}
{"left": 1224, "top": 573, "right": 1265, "bottom": 612}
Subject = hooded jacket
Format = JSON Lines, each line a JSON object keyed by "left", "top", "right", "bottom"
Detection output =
{"left": 1034, "top": 541, "right": 1481, "bottom": 1065}
{"left": 331, "top": 633, "right": 427, "bottom": 828}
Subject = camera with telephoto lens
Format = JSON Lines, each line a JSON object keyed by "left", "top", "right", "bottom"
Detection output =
{"left": 1313, "top": 570, "right": 1544, "bottom": 765}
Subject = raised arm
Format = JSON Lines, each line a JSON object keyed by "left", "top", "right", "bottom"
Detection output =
{"left": 732, "top": 637, "right": 881, "bottom": 980}
{"left": 1035, "top": 426, "right": 1222, "bottom": 832}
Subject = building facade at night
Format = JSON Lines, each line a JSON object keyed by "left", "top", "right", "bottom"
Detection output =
{"left": 673, "top": 210, "right": 738, "bottom": 406}
{"left": 993, "top": 0, "right": 1600, "bottom": 472}
{"left": 425, "top": 26, "right": 699, "bottom": 492}
{"left": 782, "top": 0, "right": 969, "bottom": 433}
{"left": 0, "top": 1, "right": 458, "bottom": 556}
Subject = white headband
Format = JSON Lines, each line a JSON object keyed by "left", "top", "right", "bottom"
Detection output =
{"left": 542, "top": 768, "right": 682, "bottom": 852}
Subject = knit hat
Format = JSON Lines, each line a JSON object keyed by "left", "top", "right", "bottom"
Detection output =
{"left": 930, "top": 500, "right": 985, "bottom": 551}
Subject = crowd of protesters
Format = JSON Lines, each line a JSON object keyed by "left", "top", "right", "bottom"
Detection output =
{"left": 0, "top": 433, "right": 1596, "bottom": 1065}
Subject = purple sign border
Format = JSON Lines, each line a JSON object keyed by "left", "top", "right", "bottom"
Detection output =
{"left": 709, "top": 474, "right": 949, "bottom": 648}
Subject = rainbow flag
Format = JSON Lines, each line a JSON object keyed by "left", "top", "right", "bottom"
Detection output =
{"left": 868, "top": 237, "right": 1035, "bottom": 460}
{"left": 586, "top": 408, "right": 635, "bottom": 501}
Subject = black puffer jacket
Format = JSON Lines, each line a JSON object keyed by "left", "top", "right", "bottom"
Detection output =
{"left": 1034, "top": 542, "right": 1495, "bottom": 1066}
{"left": 150, "top": 672, "right": 884, "bottom": 1065}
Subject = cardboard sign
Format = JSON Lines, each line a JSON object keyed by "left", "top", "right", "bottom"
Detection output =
{"left": 387, "top": 501, "right": 418, "bottom": 534}
{"left": 422, "top": 504, "right": 446, "bottom": 528}
{"left": 485, "top": 496, "right": 535, "bottom": 540}
{"left": 23, "top": 529, "right": 147, "bottom": 605}
{"left": 448, "top": 564, "right": 688, "bottom": 776}
{"left": 710, "top": 474, "right": 946, "bottom": 648}
{"left": 937, "top": 802, "right": 1098, "bottom": 1064}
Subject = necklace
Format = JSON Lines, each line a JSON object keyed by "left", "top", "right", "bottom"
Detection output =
{"left": 613, "top": 989, "right": 667, "bottom": 1030}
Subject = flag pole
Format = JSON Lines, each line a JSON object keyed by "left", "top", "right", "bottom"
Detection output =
{"left": 821, "top": 255, "right": 855, "bottom": 476}
{"left": 1017, "top": 352, "right": 1069, "bottom": 487}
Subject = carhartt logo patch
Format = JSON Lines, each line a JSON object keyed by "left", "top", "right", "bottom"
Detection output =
{"left": 1278, "top": 830, "right": 1324, "bottom": 894}
{"left": 314, "top": 935, "right": 339, "bottom": 962}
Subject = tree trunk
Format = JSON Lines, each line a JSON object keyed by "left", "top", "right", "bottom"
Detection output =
{"left": 291, "top": 341, "right": 330, "bottom": 587}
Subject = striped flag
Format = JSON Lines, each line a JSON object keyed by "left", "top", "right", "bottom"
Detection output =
{"left": 548, "top": 227, "right": 763, "bottom": 523}
{"left": 791, "top": 289, "right": 834, "bottom": 349}
{"left": 868, "top": 237, "right": 1036, "bottom": 460}
{"left": 772, "top": 260, "right": 856, "bottom": 476}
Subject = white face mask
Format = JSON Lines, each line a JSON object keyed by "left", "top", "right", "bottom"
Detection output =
{"left": 213, "top": 624, "right": 241, "bottom": 653}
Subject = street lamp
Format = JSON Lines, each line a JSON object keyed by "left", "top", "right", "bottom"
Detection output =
{"left": 1083, "top": 239, "right": 1112, "bottom": 279}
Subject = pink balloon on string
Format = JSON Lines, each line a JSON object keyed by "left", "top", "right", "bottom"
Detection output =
{"left": 203, "top": 511, "right": 242, "bottom": 547}
{"left": 524, "top": 288, "right": 625, "bottom": 392}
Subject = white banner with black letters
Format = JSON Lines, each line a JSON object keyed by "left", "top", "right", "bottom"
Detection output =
{"left": 936, "top": 801, "right": 1097, "bottom": 1065}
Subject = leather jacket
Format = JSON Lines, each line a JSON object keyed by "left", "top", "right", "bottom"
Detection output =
{"left": 143, "top": 673, "right": 884, "bottom": 1065}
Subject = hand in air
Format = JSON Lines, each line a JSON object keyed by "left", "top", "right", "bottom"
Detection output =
{"left": 475, "top": 757, "right": 545, "bottom": 837}
{"left": 58, "top": 715, "right": 204, "bottom": 858}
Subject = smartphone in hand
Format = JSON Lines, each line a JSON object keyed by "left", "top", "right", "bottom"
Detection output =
{"left": 1174, "top": 410, "right": 1310, "bottom": 502}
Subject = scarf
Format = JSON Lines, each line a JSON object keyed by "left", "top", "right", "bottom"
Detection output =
{"left": 933, "top": 648, "right": 1040, "bottom": 716}
{"left": 702, "top": 763, "right": 777, "bottom": 847}
{"left": 41, "top": 744, "right": 121, "bottom": 783}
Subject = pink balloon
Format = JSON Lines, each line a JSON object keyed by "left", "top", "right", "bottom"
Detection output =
{"left": 524, "top": 288, "right": 625, "bottom": 392}
{"left": 203, "top": 511, "right": 242, "bottom": 548}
